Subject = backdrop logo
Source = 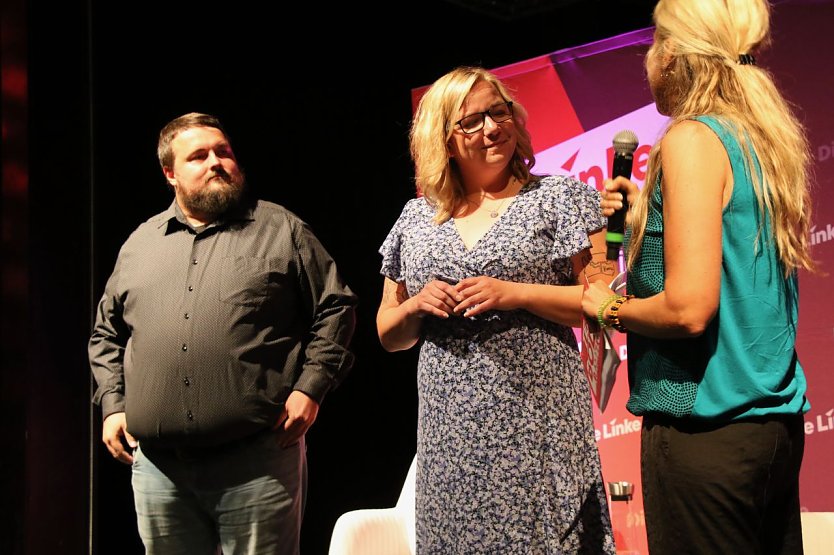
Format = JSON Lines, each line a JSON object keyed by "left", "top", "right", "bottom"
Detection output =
{"left": 818, "top": 140, "right": 834, "bottom": 163}
{"left": 595, "top": 416, "right": 642, "bottom": 442}
{"left": 804, "top": 408, "right": 834, "bottom": 436}
{"left": 534, "top": 104, "right": 669, "bottom": 190}
{"left": 810, "top": 223, "right": 834, "bottom": 246}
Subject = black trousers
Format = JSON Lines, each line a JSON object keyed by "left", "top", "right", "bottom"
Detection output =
{"left": 640, "top": 413, "right": 805, "bottom": 555}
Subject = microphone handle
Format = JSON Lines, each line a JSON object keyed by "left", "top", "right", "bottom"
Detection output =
{"left": 605, "top": 153, "right": 633, "bottom": 260}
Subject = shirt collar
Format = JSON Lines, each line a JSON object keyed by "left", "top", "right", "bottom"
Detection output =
{"left": 160, "top": 197, "right": 257, "bottom": 235}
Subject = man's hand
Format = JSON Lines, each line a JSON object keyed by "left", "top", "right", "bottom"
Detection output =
{"left": 273, "top": 390, "right": 320, "bottom": 448}
{"left": 102, "top": 412, "right": 137, "bottom": 465}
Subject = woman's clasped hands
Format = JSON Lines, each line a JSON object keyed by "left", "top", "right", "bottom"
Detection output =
{"left": 410, "top": 276, "right": 520, "bottom": 319}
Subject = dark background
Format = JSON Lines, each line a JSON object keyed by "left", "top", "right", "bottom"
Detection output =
{"left": 3, "top": 0, "right": 657, "bottom": 553}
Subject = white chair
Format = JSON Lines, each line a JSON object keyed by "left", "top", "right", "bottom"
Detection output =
{"left": 328, "top": 456, "right": 417, "bottom": 555}
{"left": 801, "top": 511, "right": 834, "bottom": 555}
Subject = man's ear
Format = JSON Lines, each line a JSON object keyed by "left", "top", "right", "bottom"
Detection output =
{"left": 163, "top": 167, "right": 177, "bottom": 188}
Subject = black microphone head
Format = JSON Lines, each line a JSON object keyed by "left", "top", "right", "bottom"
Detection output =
{"left": 613, "top": 130, "right": 639, "bottom": 156}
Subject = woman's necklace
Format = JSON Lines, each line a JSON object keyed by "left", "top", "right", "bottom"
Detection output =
{"left": 465, "top": 196, "right": 508, "bottom": 218}
{"left": 467, "top": 177, "right": 516, "bottom": 218}
{"left": 485, "top": 196, "right": 508, "bottom": 218}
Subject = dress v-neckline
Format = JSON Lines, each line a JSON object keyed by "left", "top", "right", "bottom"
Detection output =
{"left": 452, "top": 211, "right": 503, "bottom": 252}
{"left": 451, "top": 181, "right": 530, "bottom": 253}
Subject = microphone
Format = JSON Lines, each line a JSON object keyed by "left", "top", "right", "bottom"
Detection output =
{"left": 606, "top": 130, "right": 639, "bottom": 261}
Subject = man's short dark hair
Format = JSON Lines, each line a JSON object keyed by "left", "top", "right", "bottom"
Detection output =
{"left": 157, "top": 112, "right": 229, "bottom": 170}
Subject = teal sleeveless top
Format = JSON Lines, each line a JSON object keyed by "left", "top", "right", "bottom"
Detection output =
{"left": 625, "top": 115, "right": 809, "bottom": 421}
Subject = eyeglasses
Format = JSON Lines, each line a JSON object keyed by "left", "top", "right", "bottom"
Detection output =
{"left": 454, "top": 101, "right": 514, "bottom": 134}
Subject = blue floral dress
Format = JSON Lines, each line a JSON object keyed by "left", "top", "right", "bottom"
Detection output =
{"left": 379, "top": 176, "right": 616, "bottom": 554}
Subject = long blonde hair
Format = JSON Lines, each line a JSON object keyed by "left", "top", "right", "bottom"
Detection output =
{"left": 628, "top": 0, "right": 815, "bottom": 275}
{"left": 409, "top": 66, "right": 536, "bottom": 223}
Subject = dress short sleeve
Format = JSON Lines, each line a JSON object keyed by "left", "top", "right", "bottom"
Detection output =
{"left": 379, "top": 198, "right": 422, "bottom": 282}
{"left": 539, "top": 176, "right": 604, "bottom": 261}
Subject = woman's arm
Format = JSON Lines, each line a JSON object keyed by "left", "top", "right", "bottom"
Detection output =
{"left": 577, "top": 227, "right": 619, "bottom": 286}
{"left": 602, "top": 120, "right": 729, "bottom": 338}
{"left": 453, "top": 278, "right": 585, "bottom": 327}
{"left": 376, "top": 277, "right": 461, "bottom": 352}
{"left": 452, "top": 229, "right": 615, "bottom": 328}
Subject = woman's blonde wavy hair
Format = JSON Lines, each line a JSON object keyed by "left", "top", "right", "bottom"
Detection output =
{"left": 409, "top": 66, "right": 536, "bottom": 224}
{"left": 628, "top": 0, "right": 815, "bottom": 275}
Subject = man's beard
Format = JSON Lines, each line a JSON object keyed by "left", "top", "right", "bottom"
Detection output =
{"left": 180, "top": 169, "right": 246, "bottom": 219}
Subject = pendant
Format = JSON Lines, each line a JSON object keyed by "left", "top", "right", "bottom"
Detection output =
{"left": 489, "top": 210, "right": 499, "bottom": 218}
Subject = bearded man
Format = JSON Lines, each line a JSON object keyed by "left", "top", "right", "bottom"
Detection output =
{"left": 89, "top": 112, "right": 357, "bottom": 555}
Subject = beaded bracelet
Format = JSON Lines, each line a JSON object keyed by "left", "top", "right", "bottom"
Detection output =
{"left": 608, "top": 295, "right": 635, "bottom": 332}
{"left": 596, "top": 294, "right": 621, "bottom": 328}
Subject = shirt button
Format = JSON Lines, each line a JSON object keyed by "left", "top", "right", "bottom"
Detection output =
{"left": 186, "top": 410, "right": 193, "bottom": 420}
{"left": 192, "top": 258, "right": 198, "bottom": 265}
{"left": 188, "top": 285, "right": 194, "bottom": 291}
{"left": 184, "top": 313, "right": 190, "bottom": 319}
{"left": 183, "top": 377, "right": 190, "bottom": 386}
{"left": 181, "top": 344, "right": 187, "bottom": 351}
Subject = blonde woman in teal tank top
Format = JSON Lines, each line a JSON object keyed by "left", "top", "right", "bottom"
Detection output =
{"left": 580, "top": 0, "right": 816, "bottom": 553}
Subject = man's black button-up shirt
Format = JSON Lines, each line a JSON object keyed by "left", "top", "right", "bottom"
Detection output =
{"left": 89, "top": 199, "right": 357, "bottom": 447}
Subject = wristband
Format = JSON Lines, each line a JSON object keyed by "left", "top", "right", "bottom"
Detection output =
{"left": 596, "top": 294, "right": 620, "bottom": 328}
{"left": 608, "top": 295, "right": 634, "bottom": 332}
